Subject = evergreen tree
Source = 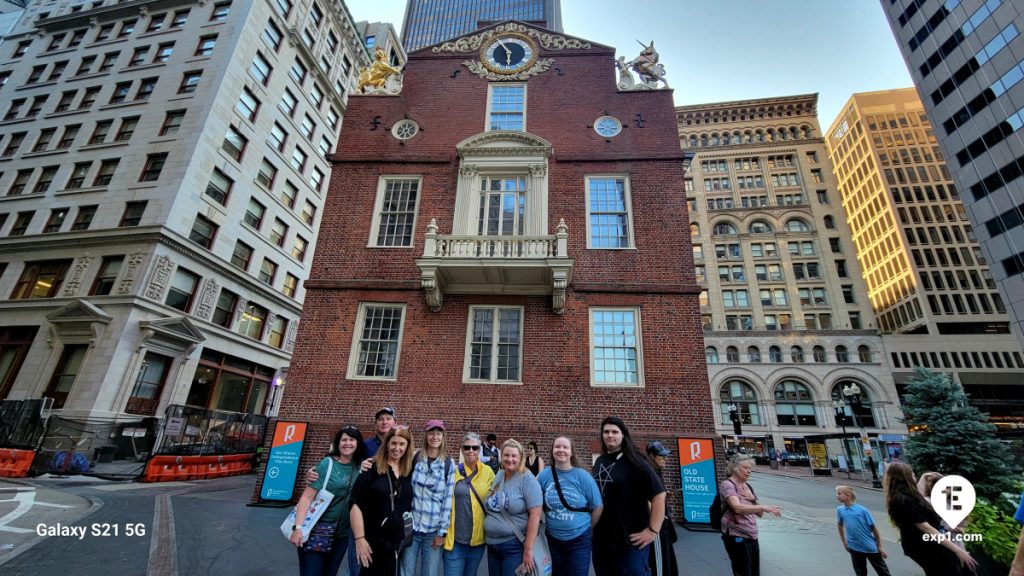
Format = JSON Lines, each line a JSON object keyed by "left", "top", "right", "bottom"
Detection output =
{"left": 900, "top": 367, "right": 1016, "bottom": 500}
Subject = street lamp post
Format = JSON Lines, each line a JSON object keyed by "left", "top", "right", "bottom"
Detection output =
{"left": 844, "top": 383, "right": 882, "bottom": 489}
{"left": 728, "top": 402, "right": 742, "bottom": 452}
{"left": 832, "top": 400, "right": 852, "bottom": 479}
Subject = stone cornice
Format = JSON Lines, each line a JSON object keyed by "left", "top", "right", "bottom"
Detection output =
{"left": 456, "top": 131, "right": 553, "bottom": 156}
{"left": 680, "top": 138, "right": 826, "bottom": 153}
{"left": 705, "top": 329, "right": 881, "bottom": 337}
{"left": 431, "top": 22, "right": 597, "bottom": 54}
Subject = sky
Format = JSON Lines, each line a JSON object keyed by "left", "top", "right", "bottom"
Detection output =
{"left": 344, "top": 0, "right": 914, "bottom": 128}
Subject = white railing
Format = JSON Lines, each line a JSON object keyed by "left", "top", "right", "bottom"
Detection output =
{"left": 422, "top": 219, "right": 569, "bottom": 259}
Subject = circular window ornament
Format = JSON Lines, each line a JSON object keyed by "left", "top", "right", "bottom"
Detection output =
{"left": 392, "top": 119, "right": 419, "bottom": 140}
{"left": 594, "top": 116, "right": 622, "bottom": 138}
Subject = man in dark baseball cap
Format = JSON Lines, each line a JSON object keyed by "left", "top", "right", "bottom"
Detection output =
{"left": 366, "top": 407, "right": 397, "bottom": 457}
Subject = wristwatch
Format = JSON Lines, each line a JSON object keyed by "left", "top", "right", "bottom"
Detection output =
{"left": 291, "top": 525, "right": 299, "bottom": 532}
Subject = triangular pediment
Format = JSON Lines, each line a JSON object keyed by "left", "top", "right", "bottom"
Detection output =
{"left": 422, "top": 20, "right": 612, "bottom": 57}
{"left": 45, "top": 299, "right": 113, "bottom": 324}
{"left": 456, "top": 130, "right": 553, "bottom": 158}
{"left": 140, "top": 317, "right": 206, "bottom": 344}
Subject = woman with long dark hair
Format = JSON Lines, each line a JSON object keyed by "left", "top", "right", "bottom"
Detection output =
{"left": 591, "top": 417, "right": 666, "bottom": 576}
{"left": 288, "top": 425, "right": 366, "bottom": 576}
{"left": 884, "top": 462, "right": 977, "bottom": 575}
{"left": 351, "top": 427, "right": 416, "bottom": 576}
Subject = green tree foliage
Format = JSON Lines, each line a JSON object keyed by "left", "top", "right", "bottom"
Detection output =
{"left": 900, "top": 368, "right": 1017, "bottom": 500}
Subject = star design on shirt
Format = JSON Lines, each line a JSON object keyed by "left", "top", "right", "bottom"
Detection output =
{"left": 594, "top": 461, "right": 616, "bottom": 496}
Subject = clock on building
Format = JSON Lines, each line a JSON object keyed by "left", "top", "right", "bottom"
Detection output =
{"left": 480, "top": 34, "right": 538, "bottom": 75}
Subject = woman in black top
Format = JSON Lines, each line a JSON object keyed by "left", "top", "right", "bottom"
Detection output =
{"left": 884, "top": 462, "right": 976, "bottom": 575}
{"left": 351, "top": 427, "right": 415, "bottom": 576}
{"left": 525, "top": 441, "right": 545, "bottom": 476}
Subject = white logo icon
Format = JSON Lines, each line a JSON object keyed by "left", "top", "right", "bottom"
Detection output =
{"left": 930, "top": 475, "right": 975, "bottom": 529}
{"left": 268, "top": 466, "right": 279, "bottom": 479}
{"left": 283, "top": 425, "right": 296, "bottom": 443}
{"left": 690, "top": 442, "right": 701, "bottom": 461}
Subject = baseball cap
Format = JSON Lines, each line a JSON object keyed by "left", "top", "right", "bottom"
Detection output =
{"left": 424, "top": 419, "right": 445, "bottom": 431}
{"left": 375, "top": 407, "right": 397, "bottom": 420}
{"left": 647, "top": 440, "right": 670, "bottom": 457}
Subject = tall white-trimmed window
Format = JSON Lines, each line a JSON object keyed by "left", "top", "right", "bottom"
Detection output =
{"left": 370, "top": 177, "right": 420, "bottom": 247}
{"left": 348, "top": 304, "right": 405, "bottom": 380}
{"left": 464, "top": 306, "right": 523, "bottom": 383}
{"left": 487, "top": 84, "right": 525, "bottom": 131}
{"left": 586, "top": 176, "right": 633, "bottom": 248}
{"left": 479, "top": 176, "right": 526, "bottom": 236}
{"left": 589, "top": 307, "right": 644, "bottom": 387}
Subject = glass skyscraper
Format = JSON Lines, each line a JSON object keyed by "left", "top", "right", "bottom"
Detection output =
{"left": 401, "top": 0, "right": 562, "bottom": 53}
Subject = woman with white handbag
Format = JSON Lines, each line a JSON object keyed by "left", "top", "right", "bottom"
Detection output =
{"left": 288, "top": 425, "right": 366, "bottom": 576}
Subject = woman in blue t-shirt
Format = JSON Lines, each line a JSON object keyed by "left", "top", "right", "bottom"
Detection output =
{"left": 536, "top": 435, "right": 603, "bottom": 576}
{"left": 288, "top": 425, "right": 366, "bottom": 576}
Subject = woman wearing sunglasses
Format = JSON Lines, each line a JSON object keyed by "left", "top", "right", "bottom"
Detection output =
{"left": 443, "top": 432, "right": 495, "bottom": 576}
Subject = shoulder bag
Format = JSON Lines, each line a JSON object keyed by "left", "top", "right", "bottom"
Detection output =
{"left": 281, "top": 457, "right": 335, "bottom": 546}
{"left": 387, "top": 470, "right": 414, "bottom": 549}
{"left": 550, "top": 467, "right": 589, "bottom": 512}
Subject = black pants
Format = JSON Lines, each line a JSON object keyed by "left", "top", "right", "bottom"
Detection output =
{"left": 905, "top": 544, "right": 962, "bottom": 576}
{"left": 721, "top": 534, "right": 759, "bottom": 576}
{"left": 848, "top": 550, "right": 891, "bottom": 576}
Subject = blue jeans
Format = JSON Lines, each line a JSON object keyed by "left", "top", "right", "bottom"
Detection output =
{"left": 549, "top": 529, "right": 592, "bottom": 576}
{"left": 348, "top": 531, "right": 360, "bottom": 576}
{"left": 593, "top": 542, "right": 650, "bottom": 576}
{"left": 297, "top": 534, "right": 349, "bottom": 576}
{"left": 487, "top": 538, "right": 524, "bottom": 576}
{"left": 443, "top": 542, "right": 486, "bottom": 576}
{"left": 399, "top": 531, "right": 442, "bottom": 576}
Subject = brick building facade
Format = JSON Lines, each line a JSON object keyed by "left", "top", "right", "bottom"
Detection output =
{"left": 264, "top": 21, "right": 714, "bottom": 514}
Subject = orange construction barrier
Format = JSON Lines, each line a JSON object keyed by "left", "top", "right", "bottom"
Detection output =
{"left": 0, "top": 449, "right": 35, "bottom": 478}
{"left": 141, "top": 453, "right": 254, "bottom": 482}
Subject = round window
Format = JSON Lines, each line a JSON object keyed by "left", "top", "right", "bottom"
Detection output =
{"left": 594, "top": 116, "right": 622, "bottom": 138}
{"left": 392, "top": 119, "right": 419, "bottom": 140}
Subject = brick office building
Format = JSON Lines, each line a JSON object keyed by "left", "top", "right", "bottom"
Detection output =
{"left": 266, "top": 21, "right": 713, "bottom": 511}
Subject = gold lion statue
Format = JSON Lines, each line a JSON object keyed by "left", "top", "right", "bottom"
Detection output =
{"left": 357, "top": 47, "right": 402, "bottom": 93}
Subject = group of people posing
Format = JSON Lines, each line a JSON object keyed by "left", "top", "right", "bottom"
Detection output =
{"left": 288, "top": 408, "right": 676, "bottom": 576}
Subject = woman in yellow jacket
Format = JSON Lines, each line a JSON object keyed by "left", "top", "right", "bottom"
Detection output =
{"left": 444, "top": 432, "right": 495, "bottom": 576}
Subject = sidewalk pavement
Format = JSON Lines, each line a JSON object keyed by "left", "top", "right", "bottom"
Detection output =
{"left": 754, "top": 462, "right": 885, "bottom": 491}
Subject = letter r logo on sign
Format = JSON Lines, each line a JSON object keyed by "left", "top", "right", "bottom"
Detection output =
{"left": 283, "top": 425, "right": 296, "bottom": 443}
{"left": 690, "top": 441, "right": 701, "bottom": 461}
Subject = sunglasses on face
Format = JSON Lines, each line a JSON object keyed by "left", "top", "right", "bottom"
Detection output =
{"left": 462, "top": 445, "right": 481, "bottom": 451}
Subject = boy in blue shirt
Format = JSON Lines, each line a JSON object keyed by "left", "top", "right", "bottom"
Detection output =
{"left": 836, "top": 485, "right": 891, "bottom": 576}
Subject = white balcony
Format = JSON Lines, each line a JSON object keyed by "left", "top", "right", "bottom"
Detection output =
{"left": 415, "top": 218, "right": 574, "bottom": 313}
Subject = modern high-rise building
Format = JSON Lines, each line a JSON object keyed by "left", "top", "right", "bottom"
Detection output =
{"left": 826, "top": 88, "right": 1024, "bottom": 433}
{"left": 0, "top": 0, "right": 369, "bottom": 421}
{"left": 401, "top": 0, "right": 562, "bottom": 52}
{"left": 879, "top": 0, "right": 1024, "bottom": 348}
{"left": 678, "top": 94, "right": 907, "bottom": 462}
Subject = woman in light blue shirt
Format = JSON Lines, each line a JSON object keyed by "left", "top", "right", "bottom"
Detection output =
{"left": 536, "top": 435, "right": 603, "bottom": 576}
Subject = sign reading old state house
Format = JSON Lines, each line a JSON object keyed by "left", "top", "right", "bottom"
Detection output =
{"left": 264, "top": 21, "right": 715, "bottom": 508}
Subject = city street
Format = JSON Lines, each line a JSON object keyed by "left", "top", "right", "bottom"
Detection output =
{"left": 0, "top": 469, "right": 931, "bottom": 575}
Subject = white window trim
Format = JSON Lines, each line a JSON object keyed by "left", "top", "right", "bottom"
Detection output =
{"left": 485, "top": 83, "right": 527, "bottom": 132}
{"left": 462, "top": 305, "right": 525, "bottom": 385}
{"left": 588, "top": 306, "right": 645, "bottom": 388}
{"left": 367, "top": 175, "right": 422, "bottom": 248}
{"left": 346, "top": 303, "right": 407, "bottom": 381}
{"left": 585, "top": 174, "right": 636, "bottom": 249}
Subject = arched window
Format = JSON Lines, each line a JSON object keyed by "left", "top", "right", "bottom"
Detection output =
{"left": 775, "top": 380, "right": 817, "bottom": 426}
{"left": 813, "top": 345, "right": 827, "bottom": 363}
{"left": 706, "top": 346, "right": 719, "bottom": 364}
{"left": 769, "top": 345, "right": 783, "bottom": 363}
{"left": 791, "top": 346, "right": 804, "bottom": 363}
{"left": 720, "top": 380, "right": 761, "bottom": 425}
{"left": 785, "top": 218, "right": 810, "bottom": 232}
{"left": 700, "top": 135, "right": 709, "bottom": 146}
{"left": 755, "top": 131, "right": 765, "bottom": 143}
{"left": 831, "top": 381, "right": 876, "bottom": 427}
{"left": 858, "top": 345, "right": 872, "bottom": 363}
{"left": 726, "top": 346, "right": 740, "bottom": 363}
{"left": 824, "top": 215, "right": 835, "bottom": 229}
{"left": 710, "top": 134, "right": 719, "bottom": 146}
{"left": 690, "top": 223, "right": 700, "bottom": 238}
{"left": 748, "top": 220, "right": 773, "bottom": 234}
{"left": 747, "top": 346, "right": 761, "bottom": 362}
{"left": 731, "top": 132, "right": 741, "bottom": 145}
{"left": 689, "top": 135, "right": 698, "bottom": 148}
{"left": 789, "top": 127, "right": 799, "bottom": 140}
{"left": 713, "top": 222, "right": 738, "bottom": 235}
{"left": 836, "top": 345, "right": 849, "bottom": 363}
{"left": 742, "top": 131, "right": 752, "bottom": 144}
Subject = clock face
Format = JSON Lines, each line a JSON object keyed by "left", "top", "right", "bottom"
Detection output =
{"left": 481, "top": 35, "right": 536, "bottom": 74}
{"left": 595, "top": 116, "right": 622, "bottom": 138}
